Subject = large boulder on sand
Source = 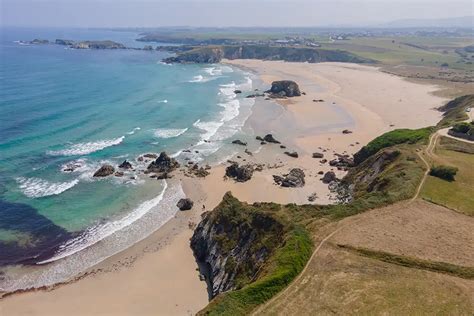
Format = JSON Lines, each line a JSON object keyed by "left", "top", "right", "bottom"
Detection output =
{"left": 177, "top": 198, "right": 194, "bottom": 211}
{"left": 273, "top": 168, "right": 305, "bottom": 187}
{"left": 93, "top": 164, "right": 115, "bottom": 177}
{"left": 267, "top": 80, "right": 301, "bottom": 97}
{"left": 322, "top": 171, "right": 337, "bottom": 184}
{"left": 263, "top": 134, "right": 280, "bottom": 144}
{"left": 225, "top": 163, "right": 254, "bottom": 182}
{"left": 147, "top": 152, "right": 180, "bottom": 173}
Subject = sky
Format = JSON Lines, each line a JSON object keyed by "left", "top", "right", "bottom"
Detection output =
{"left": 1, "top": 0, "right": 473, "bottom": 28}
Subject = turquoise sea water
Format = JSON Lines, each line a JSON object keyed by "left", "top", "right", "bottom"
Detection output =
{"left": 0, "top": 28, "right": 256, "bottom": 290}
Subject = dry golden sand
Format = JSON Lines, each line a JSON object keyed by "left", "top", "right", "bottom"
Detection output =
{"left": 0, "top": 61, "right": 449, "bottom": 315}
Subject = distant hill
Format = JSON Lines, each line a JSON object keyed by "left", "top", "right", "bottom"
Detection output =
{"left": 383, "top": 16, "right": 473, "bottom": 28}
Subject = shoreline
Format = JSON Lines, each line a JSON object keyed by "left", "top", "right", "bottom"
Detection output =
{"left": 0, "top": 60, "right": 449, "bottom": 315}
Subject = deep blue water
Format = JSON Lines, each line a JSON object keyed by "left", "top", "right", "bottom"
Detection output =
{"left": 0, "top": 27, "right": 255, "bottom": 289}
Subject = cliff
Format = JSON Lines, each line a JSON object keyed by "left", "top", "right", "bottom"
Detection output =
{"left": 163, "top": 45, "right": 372, "bottom": 64}
{"left": 191, "top": 193, "right": 286, "bottom": 298}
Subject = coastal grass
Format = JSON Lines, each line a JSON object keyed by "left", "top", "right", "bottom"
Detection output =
{"left": 421, "top": 139, "right": 474, "bottom": 216}
{"left": 353, "top": 127, "right": 432, "bottom": 164}
{"left": 198, "top": 226, "right": 313, "bottom": 316}
{"left": 338, "top": 244, "right": 474, "bottom": 279}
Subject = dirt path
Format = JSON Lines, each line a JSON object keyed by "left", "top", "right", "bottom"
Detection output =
{"left": 251, "top": 224, "right": 347, "bottom": 315}
{"left": 254, "top": 130, "right": 442, "bottom": 315}
{"left": 412, "top": 132, "right": 438, "bottom": 202}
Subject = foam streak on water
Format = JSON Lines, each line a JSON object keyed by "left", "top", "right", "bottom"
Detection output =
{"left": 47, "top": 136, "right": 125, "bottom": 156}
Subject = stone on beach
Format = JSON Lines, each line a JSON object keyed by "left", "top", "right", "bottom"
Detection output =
{"left": 177, "top": 198, "right": 194, "bottom": 211}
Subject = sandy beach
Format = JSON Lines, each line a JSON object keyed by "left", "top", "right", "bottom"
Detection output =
{"left": 0, "top": 60, "right": 448, "bottom": 315}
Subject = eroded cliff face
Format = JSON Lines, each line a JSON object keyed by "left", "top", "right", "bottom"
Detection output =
{"left": 163, "top": 45, "right": 372, "bottom": 64}
{"left": 191, "top": 193, "right": 284, "bottom": 298}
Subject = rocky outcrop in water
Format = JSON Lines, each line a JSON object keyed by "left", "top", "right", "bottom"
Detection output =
{"left": 232, "top": 139, "right": 247, "bottom": 146}
{"left": 55, "top": 39, "right": 75, "bottom": 46}
{"left": 93, "top": 164, "right": 115, "bottom": 177}
{"left": 147, "top": 152, "right": 180, "bottom": 173}
{"left": 267, "top": 80, "right": 301, "bottom": 97}
{"left": 71, "top": 41, "right": 126, "bottom": 50}
{"left": 118, "top": 160, "right": 133, "bottom": 170}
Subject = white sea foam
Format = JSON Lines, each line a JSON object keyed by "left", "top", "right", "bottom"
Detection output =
{"left": 157, "top": 99, "right": 168, "bottom": 104}
{"left": 219, "top": 99, "right": 240, "bottom": 123}
{"left": 127, "top": 127, "right": 141, "bottom": 135}
{"left": 38, "top": 181, "right": 169, "bottom": 264}
{"left": 47, "top": 136, "right": 125, "bottom": 156}
{"left": 153, "top": 128, "right": 188, "bottom": 139}
{"left": 17, "top": 177, "right": 79, "bottom": 198}
{"left": 193, "top": 120, "right": 223, "bottom": 142}
{"left": 189, "top": 75, "right": 204, "bottom": 83}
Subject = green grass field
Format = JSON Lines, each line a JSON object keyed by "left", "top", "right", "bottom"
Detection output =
{"left": 422, "top": 137, "right": 474, "bottom": 216}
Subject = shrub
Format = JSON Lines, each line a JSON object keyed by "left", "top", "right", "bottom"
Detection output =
{"left": 429, "top": 165, "right": 458, "bottom": 181}
{"left": 451, "top": 122, "right": 471, "bottom": 134}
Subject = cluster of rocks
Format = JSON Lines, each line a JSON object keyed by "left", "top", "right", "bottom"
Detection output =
{"left": 266, "top": 80, "right": 301, "bottom": 98}
{"left": 329, "top": 154, "right": 355, "bottom": 171}
{"left": 184, "top": 162, "right": 211, "bottom": 178}
{"left": 273, "top": 168, "right": 305, "bottom": 187}
{"left": 225, "top": 163, "right": 254, "bottom": 182}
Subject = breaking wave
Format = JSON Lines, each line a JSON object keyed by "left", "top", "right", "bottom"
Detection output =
{"left": 47, "top": 136, "right": 125, "bottom": 156}
{"left": 17, "top": 177, "right": 79, "bottom": 198}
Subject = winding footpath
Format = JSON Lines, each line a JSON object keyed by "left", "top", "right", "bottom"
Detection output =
{"left": 253, "top": 110, "right": 474, "bottom": 315}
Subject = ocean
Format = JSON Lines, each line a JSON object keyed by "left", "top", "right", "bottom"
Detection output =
{"left": 0, "top": 27, "right": 258, "bottom": 291}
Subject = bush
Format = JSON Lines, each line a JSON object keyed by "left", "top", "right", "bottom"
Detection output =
{"left": 451, "top": 122, "right": 471, "bottom": 134}
{"left": 429, "top": 165, "right": 458, "bottom": 181}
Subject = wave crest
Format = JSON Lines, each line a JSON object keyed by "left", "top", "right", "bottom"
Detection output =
{"left": 153, "top": 128, "right": 188, "bottom": 139}
{"left": 17, "top": 177, "right": 79, "bottom": 198}
{"left": 47, "top": 136, "right": 125, "bottom": 156}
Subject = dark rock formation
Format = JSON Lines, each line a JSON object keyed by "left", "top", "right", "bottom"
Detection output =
{"left": 190, "top": 193, "right": 284, "bottom": 298}
{"left": 147, "top": 152, "right": 180, "bottom": 173}
{"left": 143, "top": 153, "right": 158, "bottom": 159}
{"left": 163, "top": 45, "right": 372, "bottom": 64}
{"left": 256, "top": 136, "right": 264, "bottom": 141}
{"left": 329, "top": 154, "right": 355, "bottom": 168}
{"left": 263, "top": 134, "right": 280, "bottom": 144}
{"left": 177, "top": 198, "right": 194, "bottom": 211}
{"left": 342, "top": 129, "right": 353, "bottom": 134}
{"left": 322, "top": 171, "right": 337, "bottom": 184}
{"left": 267, "top": 80, "right": 301, "bottom": 97}
{"left": 225, "top": 163, "right": 254, "bottom": 182}
{"left": 118, "top": 160, "right": 133, "bottom": 170}
{"left": 234, "top": 90, "right": 242, "bottom": 94}
{"left": 30, "top": 39, "right": 49, "bottom": 45}
{"left": 312, "top": 152, "right": 324, "bottom": 158}
{"left": 93, "top": 164, "right": 115, "bottom": 177}
{"left": 55, "top": 39, "right": 74, "bottom": 46}
{"left": 273, "top": 168, "right": 305, "bottom": 187}
{"left": 71, "top": 40, "right": 126, "bottom": 50}
{"left": 284, "top": 151, "right": 299, "bottom": 158}
{"left": 232, "top": 139, "right": 247, "bottom": 146}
